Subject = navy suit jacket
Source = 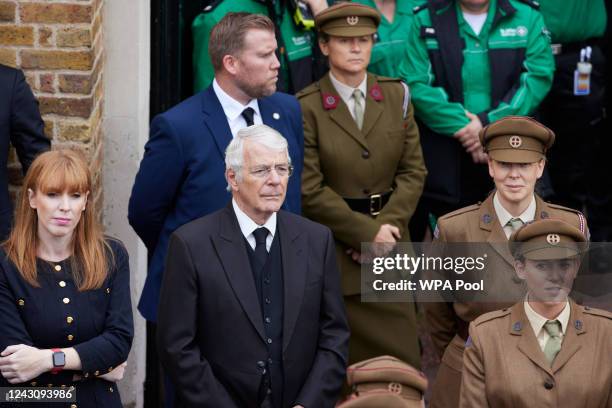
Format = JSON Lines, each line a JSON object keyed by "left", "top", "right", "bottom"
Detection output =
{"left": 157, "top": 206, "right": 349, "bottom": 407}
{"left": 129, "top": 85, "right": 304, "bottom": 322}
{"left": 0, "top": 64, "right": 50, "bottom": 239}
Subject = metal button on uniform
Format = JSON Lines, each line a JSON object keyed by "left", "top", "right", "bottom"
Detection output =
{"left": 265, "top": 317, "right": 271, "bottom": 323}
{"left": 267, "top": 358, "right": 273, "bottom": 364}
{"left": 361, "top": 150, "right": 370, "bottom": 159}
{"left": 265, "top": 298, "right": 271, "bottom": 304}
{"left": 63, "top": 297, "right": 70, "bottom": 304}
{"left": 257, "top": 361, "right": 265, "bottom": 368}
{"left": 67, "top": 334, "right": 74, "bottom": 341}
{"left": 109, "top": 387, "right": 114, "bottom": 393}
{"left": 106, "top": 288, "right": 111, "bottom": 294}
{"left": 267, "top": 338, "right": 272, "bottom": 344}
{"left": 67, "top": 316, "right": 74, "bottom": 324}
{"left": 54, "top": 265, "right": 62, "bottom": 272}
{"left": 71, "top": 405, "right": 77, "bottom": 408}
{"left": 94, "top": 370, "right": 99, "bottom": 376}
{"left": 84, "top": 373, "right": 89, "bottom": 378}
{"left": 261, "top": 368, "right": 267, "bottom": 375}
{"left": 59, "top": 280, "right": 66, "bottom": 288}
{"left": 267, "top": 388, "right": 272, "bottom": 395}
{"left": 544, "top": 382, "right": 554, "bottom": 390}
{"left": 18, "top": 299, "right": 25, "bottom": 306}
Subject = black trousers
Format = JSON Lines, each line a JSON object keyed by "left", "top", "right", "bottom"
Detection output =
{"left": 540, "top": 44, "right": 612, "bottom": 241}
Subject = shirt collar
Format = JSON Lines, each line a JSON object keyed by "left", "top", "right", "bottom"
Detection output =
{"left": 232, "top": 199, "right": 277, "bottom": 240}
{"left": 213, "top": 78, "right": 260, "bottom": 122}
{"left": 329, "top": 71, "right": 368, "bottom": 103}
{"left": 493, "top": 192, "right": 536, "bottom": 227}
{"left": 524, "top": 298, "right": 571, "bottom": 336}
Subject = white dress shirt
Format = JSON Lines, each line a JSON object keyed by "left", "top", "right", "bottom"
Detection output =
{"left": 232, "top": 199, "right": 276, "bottom": 252}
{"left": 329, "top": 71, "right": 368, "bottom": 122}
{"left": 524, "top": 298, "right": 570, "bottom": 352}
{"left": 213, "top": 79, "right": 262, "bottom": 138}
{"left": 493, "top": 192, "right": 536, "bottom": 239}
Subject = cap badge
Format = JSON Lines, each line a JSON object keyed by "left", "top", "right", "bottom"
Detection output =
{"left": 547, "top": 234, "right": 560, "bottom": 245}
{"left": 509, "top": 136, "right": 522, "bottom": 148}
{"left": 388, "top": 382, "right": 403, "bottom": 394}
{"left": 347, "top": 16, "right": 359, "bottom": 25}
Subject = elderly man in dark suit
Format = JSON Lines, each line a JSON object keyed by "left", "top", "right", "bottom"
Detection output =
{"left": 129, "top": 12, "right": 304, "bottom": 324}
{"left": 0, "top": 64, "right": 50, "bottom": 239}
{"left": 157, "top": 124, "right": 349, "bottom": 408}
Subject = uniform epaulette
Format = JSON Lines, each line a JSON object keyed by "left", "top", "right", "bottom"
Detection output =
{"left": 412, "top": 3, "right": 428, "bottom": 14}
{"left": 546, "top": 202, "right": 582, "bottom": 215}
{"left": 296, "top": 82, "right": 320, "bottom": 100}
{"left": 516, "top": 0, "right": 540, "bottom": 9}
{"left": 201, "top": 0, "right": 223, "bottom": 13}
{"left": 473, "top": 308, "right": 511, "bottom": 326}
{"left": 583, "top": 306, "right": 612, "bottom": 320}
{"left": 438, "top": 203, "right": 480, "bottom": 221}
{"left": 545, "top": 202, "right": 588, "bottom": 235}
{"left": 376, "top": 76, "right": 402, "bottom": 83}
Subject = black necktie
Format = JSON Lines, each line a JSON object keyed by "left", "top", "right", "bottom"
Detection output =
{"left": 242, "top": 107, "right": 255, "bottom": 126}
{"left": 253, "top": 227, "right": 268, "bottom": 271}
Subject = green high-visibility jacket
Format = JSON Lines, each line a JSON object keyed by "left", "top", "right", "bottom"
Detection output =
{"left": 539, "top": 0, "right": 607, "bottom": 43}
{"left": 399, "top": 0, "right": 555, "bottom": 135}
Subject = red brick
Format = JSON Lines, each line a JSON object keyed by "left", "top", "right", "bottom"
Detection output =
{"left": 0, "top": 1, "right": 15, "bottom": 22}
{"left": 57, "top": 27, "right": 91, "bottom": 48}
{"left": 39, "top": 73, "right": 54, "bottom": 93}
{"left": 38, "top": 27, "right": 53, "bottom": 47}
{"left": 39, "top": 96, "right": 93, "bottom": 118}
{"left": 20, "top": 3, "right": 92, "bottom": 24}
{"left": 0, "top": 25, "right": 34, "bottom": 46}
{"left": 20, "top": 50, "right": 93, "bottom": 70}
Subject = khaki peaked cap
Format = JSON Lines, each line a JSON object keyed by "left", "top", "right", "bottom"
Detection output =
{"left": 315, "top": 2, "right": 381, "bottom": 36}
{"left": 509, "top": 219, "right": 587, "bottom": 260}
{"left": 480, "top": 116, "right": 555, "bottom": 163}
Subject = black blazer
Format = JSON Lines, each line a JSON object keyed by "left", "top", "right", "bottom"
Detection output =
{"left": 0, "top": 64, "right": 50, "bottom": 238}
{"left": 0, "top": 239, "right": 134, "bottom": 408}
{"left": 157, "top": 205, "right": 350, "bottom": 408}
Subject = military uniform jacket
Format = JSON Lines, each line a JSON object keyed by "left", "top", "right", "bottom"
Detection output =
{"left": 298, "top": 73, "right": 427, "bottom": 295}
{"left": 426, "top": 192, "right": 588, "bottom": 359}
{"left": 461, "top": 301, "right": 612, "bottom": 407}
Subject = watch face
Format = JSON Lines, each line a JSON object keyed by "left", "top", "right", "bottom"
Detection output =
{"left": 53, "top": 351, "right": 65, "bottom": 367}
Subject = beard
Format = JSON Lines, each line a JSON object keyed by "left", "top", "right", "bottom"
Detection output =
{"left": 235, "top": 74, "right": 277, "bottom": 99}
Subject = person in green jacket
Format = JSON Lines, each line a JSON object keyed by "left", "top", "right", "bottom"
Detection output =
{"left": 352, "top": 0, "right": 421, "bottom": 77}
{"left": 398, "top": 0, "right": 555, "bottom": 242}
{"left": 538, "top": 0, "right": 611, "bottom": 242}
{"left": 193, "top": 0, "right": 328, "bottom": 94}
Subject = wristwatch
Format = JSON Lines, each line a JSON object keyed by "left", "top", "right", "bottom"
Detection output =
{"left": 51, "top": 349, "right": 65, "bottom": 374}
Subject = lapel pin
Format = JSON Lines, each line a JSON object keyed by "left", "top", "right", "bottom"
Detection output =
{"left": 575, "top": 320, "right": 583, "bottom": 330}
{"left": 272, "top": 113, "right": 280, "bottom": 120}
{"left": 513, "top": 322, "right": 522, "bottom": 332}
{"left": 483, "top": 214, "right": 492, "bottom": 224}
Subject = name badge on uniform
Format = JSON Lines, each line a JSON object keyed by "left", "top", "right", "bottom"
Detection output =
{"left": 574, "top": 47, "right": 592, "bottom": 96}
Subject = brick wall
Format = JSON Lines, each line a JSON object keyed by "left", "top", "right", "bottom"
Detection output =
{"left": 0, "top": 0, "right": 104, "bottom": 209}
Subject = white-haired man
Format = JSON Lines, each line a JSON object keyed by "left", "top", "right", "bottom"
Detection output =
{"left": 157, "top": 125, "right": 349, "bottom": 408}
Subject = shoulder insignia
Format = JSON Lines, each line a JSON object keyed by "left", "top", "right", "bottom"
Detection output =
{"left": 465, "top": 336, "right": 473, "bottom": 348}
{"left": 321, "top": 92, "right": 339, "bottom": 110}
{"left": 517, "top": 0, "right": 540, "bottom": 9}
{"left": 412, "top": 3, "right": 427, "bottom": 14}
{"left": 296, "top": 82, "right": 320, "bottom": 100}
{"left": 201, "top": 0, "right": 223, "bottom": 13}
{"left": 473, "top": 308, "right": 511, "bottom": 326}
{"left": 369, "top": 83, "right": 383, "bottom": 101}
{"left": 438, "top": 203, "right": 480, "bottom": 221}
{"left": 545, "top": 203, "right": 588, "bottom": 237}
{"left": 583, "top": 307, "right": 612, "bottom": 320}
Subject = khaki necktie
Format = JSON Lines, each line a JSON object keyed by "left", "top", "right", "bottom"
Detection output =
{"left": 543, "top": 320, "right": 562, "bottom": 365}
{"left": 352, "top": 89, "right": 364, "bottom": 130}
{"left": 506, "top": 217, "right": 524, "bottom": 233}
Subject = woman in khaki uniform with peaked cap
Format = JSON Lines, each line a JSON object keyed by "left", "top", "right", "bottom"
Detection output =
{"left": 461, "top": 219, "right": 612, "bottom": 408}
{"left": 297, "top": 2, "right": 427, "bottom": 371}
{"left": 426, "top": 116, "right": 589, "bottom": 408}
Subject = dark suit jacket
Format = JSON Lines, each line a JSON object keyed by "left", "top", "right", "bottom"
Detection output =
{"left": 129, "top": 85, "right": 304, "bottom": 322}
{"left": 0, "top": 64, "right": 50, "bottom": 238}
{"left": 157, "top": 206, "right": 349, "bottom": 408}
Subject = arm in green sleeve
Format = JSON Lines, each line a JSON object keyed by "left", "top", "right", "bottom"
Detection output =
{"left": 398, "top": 18, "right": 470, "bottom": 136}
{"left": 485, "top": 13, "right": 554, "bottom": 123}
{"left": 192, "top": 14, "right": 216, "bottom": 92}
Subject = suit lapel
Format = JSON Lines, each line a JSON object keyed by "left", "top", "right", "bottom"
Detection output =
{"left": 212, "top": 206, "right": 266, "bottom": 342}
{"left": 480, "top": 193, "right": 514, "bottom": 267}
{"left": 319, "top": 74, "right": 368, "bottom": 150}
{"left": 278, "top": 212, "right": 307, "bottom": 352}
{"left": 510, "top": 303, "right": 554, "bottom": 376}
{"left": 201, "top": 86, "right": 234, "bottom": 158}
{"left": 360, "top": 75, "right": 384, "bottom": 138}
{"left": 258, "top": 97, "right": 285, "bottom": 134}
{"left": 552, "top": 300, "right": 585, "bottom": 373}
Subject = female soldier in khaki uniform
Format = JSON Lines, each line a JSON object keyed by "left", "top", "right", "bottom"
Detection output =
{"left": 461, "top": 219, "right": 612, "bottom": 407}
{"left": 298, "top": 2, "right": 427, "bottom": 371}
{"left": 426, "top": 117, "right": 589, "bottom": 408}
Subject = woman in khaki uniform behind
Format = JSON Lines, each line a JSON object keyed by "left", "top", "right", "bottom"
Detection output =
{"left": 461, "top": 219, "right": 612, "bottom": 407}
{"left": 298, "top": 2, "right": 427, "bottom": 372}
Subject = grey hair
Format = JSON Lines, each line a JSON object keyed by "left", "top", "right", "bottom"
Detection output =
{"left": 225, "top": 124, "right": 291, "bottom": 190}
